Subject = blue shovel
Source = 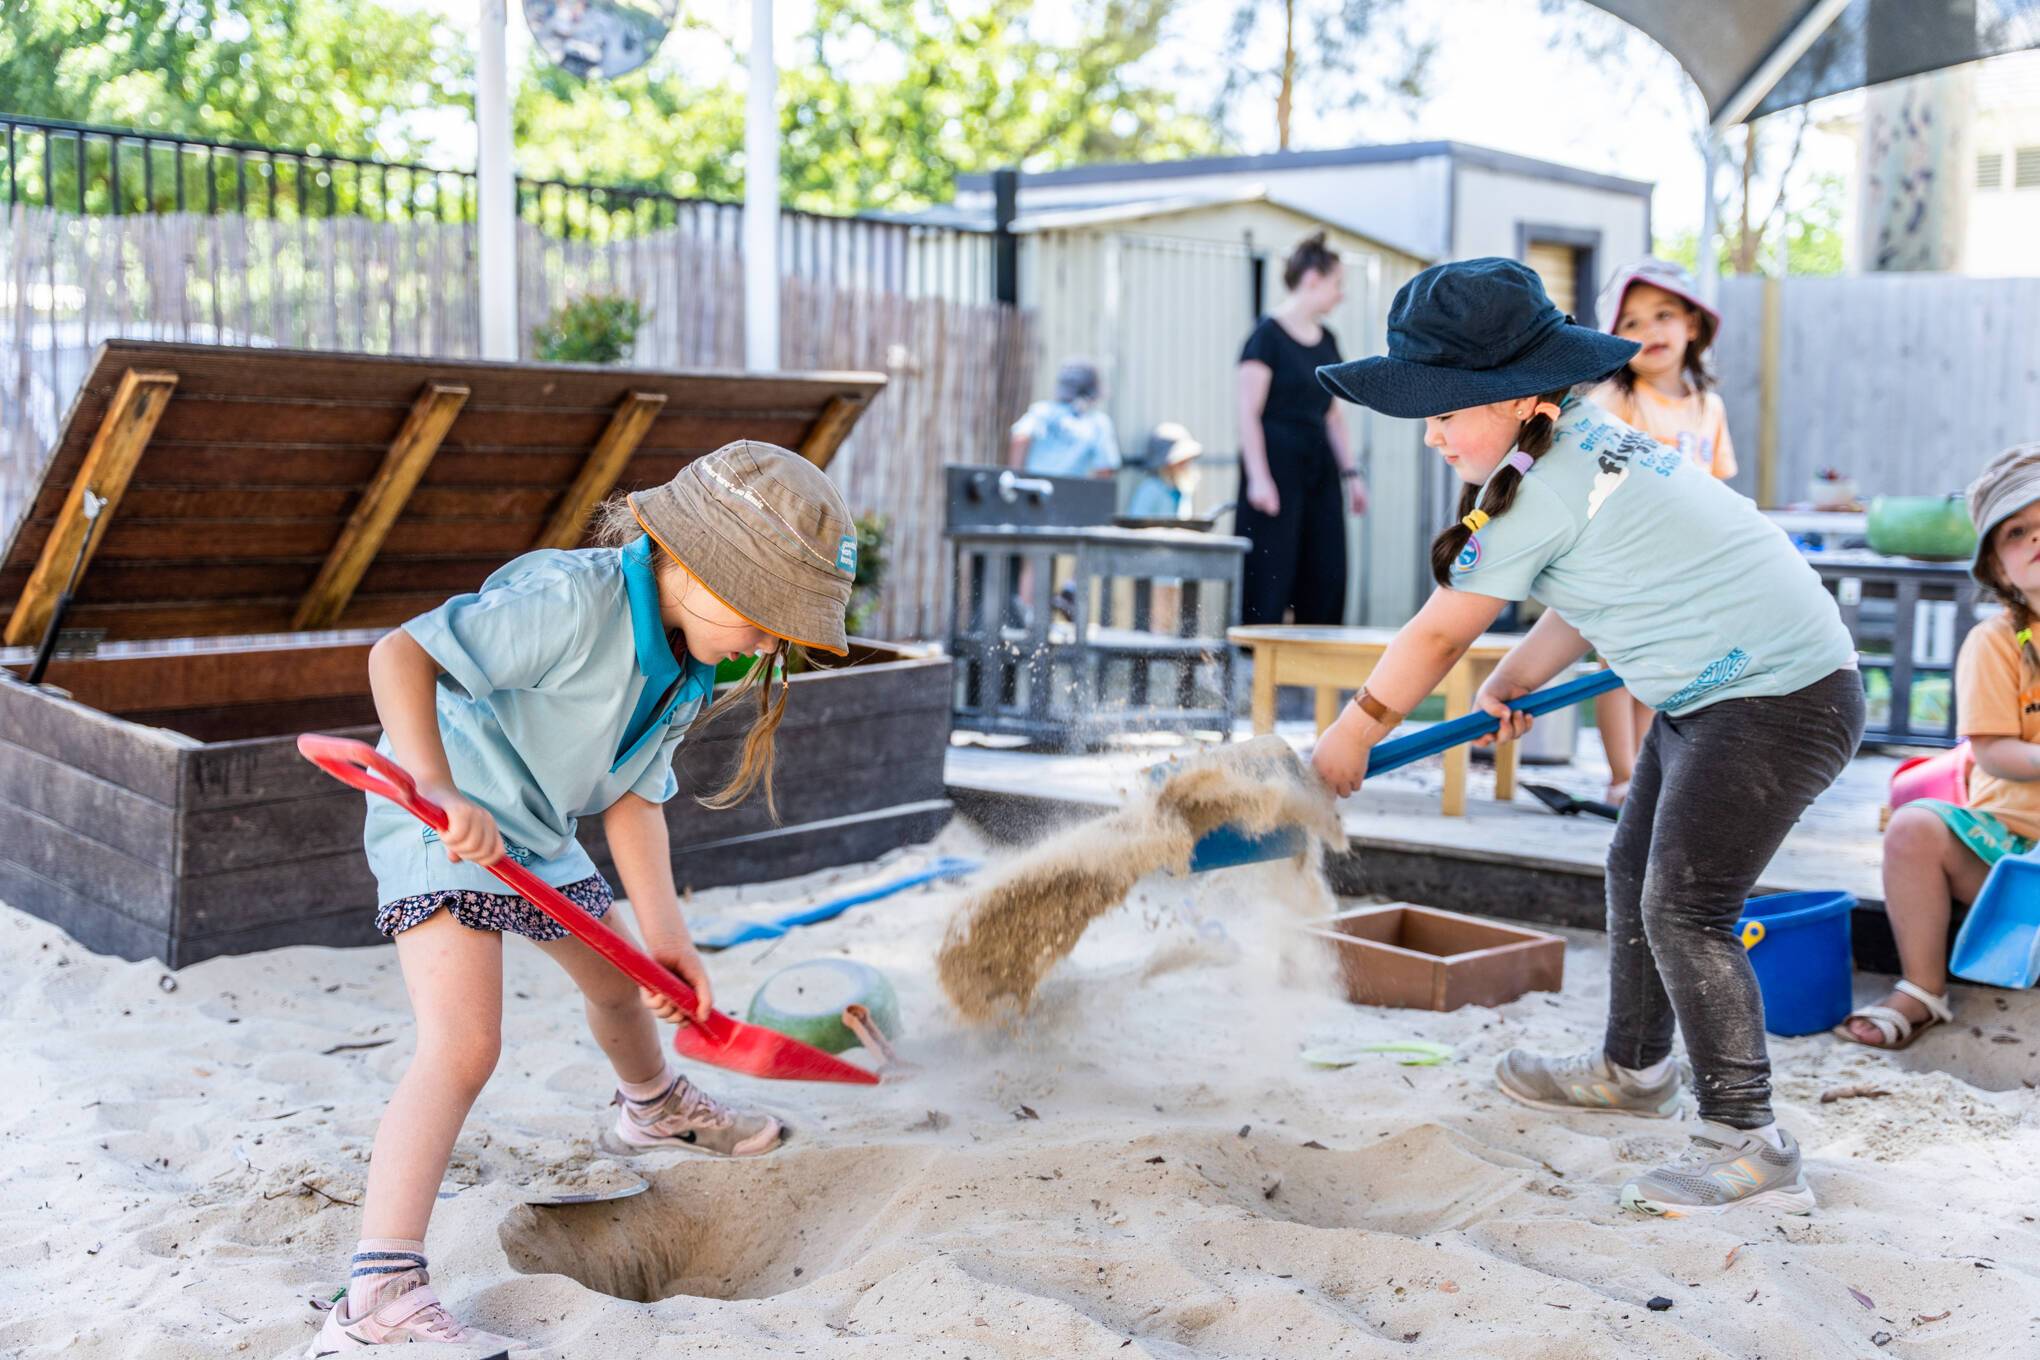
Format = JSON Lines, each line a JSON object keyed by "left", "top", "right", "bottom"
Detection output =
{"left": 1184, "top": 669, "right": 1627, "bottom": 872}
{"left": 1950, "top": 848, "right": 2040, "bottom": 989}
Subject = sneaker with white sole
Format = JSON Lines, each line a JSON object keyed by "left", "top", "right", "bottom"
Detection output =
{"left": 1619, "top": 1121, "right": 1816, "bottom": 1218}
{"left": 605, "top": 1073, "right": 784, "bottom": 1156}
{"left": 308, "top": 1280, "right": 529, "bottom": 1355}
{"left": 1495, "top": 1048, "right": 1683, "bottom": 1118}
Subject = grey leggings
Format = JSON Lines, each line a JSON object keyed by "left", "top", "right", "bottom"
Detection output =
{"left": 1602, "top": 668, "right": 1865, "bottom": 1128}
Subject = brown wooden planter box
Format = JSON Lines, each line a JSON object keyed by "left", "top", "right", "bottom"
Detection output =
{"left": 1304, "top": 903, "right": 1565, "bottom": 1011}
{"left": 0, "top": 342, "right": 951, "bottom": 968}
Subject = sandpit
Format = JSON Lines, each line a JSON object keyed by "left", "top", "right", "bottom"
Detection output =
{"left": 1, "top": 821, "right": 2036, "bottom": 1358}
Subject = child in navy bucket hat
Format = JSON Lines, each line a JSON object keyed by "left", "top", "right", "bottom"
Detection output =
{"left": 1311, "top": 257, "right": 1865, "bottom": 1220}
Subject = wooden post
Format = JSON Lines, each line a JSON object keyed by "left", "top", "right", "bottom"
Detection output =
{"left": 533, "top": 391, "right": 666, "bottom": 550}
{"left": 797, "top": 394, "right": 864, "bottom": 468}
{"left": 292, "top": 383, "right": 468, "bottom": 631}
{"left": 4, "top": 369, "right": 178, "bottom": 646}
{"left": 1441, "top": 659, "right": 1474, "bottom": 817}
{"left": 1758, "top": 274, "right": 1781, "bottom": 508}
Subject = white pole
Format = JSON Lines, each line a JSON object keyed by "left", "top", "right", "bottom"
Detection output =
{"left": 477, "top": 0, "right": 519, "bottom": 360}
{"left": 743, "top": 0, "right": 780, "bottom": 372}
{"left": 1696, "top": 134, "right": 1721, "bottom": 306}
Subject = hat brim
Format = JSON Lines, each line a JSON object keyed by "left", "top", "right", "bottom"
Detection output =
{"left": 1597, "top": 269, "right": 1721, "bottom": 334}
{"left": 631, "top": 486, "right": 851, "bottom": 657}
{"left": 1316, "top": 325, "right": 1640, "bottom": 419}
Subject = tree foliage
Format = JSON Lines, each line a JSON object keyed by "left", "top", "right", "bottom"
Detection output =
{"left": 513, "top": 0, "right": 1224, "bottom": 213}
{"left": 0, "top": 0, "right": 468, "bottom": 158}
{"left": 1214, "top": 0, "right": 1433, "bottom": 150}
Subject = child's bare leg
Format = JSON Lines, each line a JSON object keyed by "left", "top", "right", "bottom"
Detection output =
{"left": 1846, "top": 808, "right": 1988, "bottom": 1044}
{"left": 535, "top": 931, "right": 664, "bottom": 1085}
{"left": 361, "top": 912, "right": 504, "bottom": 1239}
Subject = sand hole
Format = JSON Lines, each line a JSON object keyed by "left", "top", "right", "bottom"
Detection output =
{"left": 499, "top": 1145, "right": 935, "bottom": 1302}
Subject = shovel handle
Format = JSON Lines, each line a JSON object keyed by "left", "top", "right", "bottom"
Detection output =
{"left": 295, "top": 734, "right": 733, "bottom": 1044}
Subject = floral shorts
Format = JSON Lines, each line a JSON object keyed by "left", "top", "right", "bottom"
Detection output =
{"left": 375, "top": 874, "right": 614, "bottom": 942}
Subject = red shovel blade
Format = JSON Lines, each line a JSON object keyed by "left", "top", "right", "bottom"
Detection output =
{"left": 297, "top": 733, "right": 878, "bottom": 1086}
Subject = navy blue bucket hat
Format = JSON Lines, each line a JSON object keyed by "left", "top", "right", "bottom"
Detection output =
{"left": 1316, "top": 257, "right": 1640, "bottom": 419}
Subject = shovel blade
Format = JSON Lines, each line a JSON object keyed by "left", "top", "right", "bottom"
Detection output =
{"left": 672, "top": 1017, "right": 880, "bottom": 1085}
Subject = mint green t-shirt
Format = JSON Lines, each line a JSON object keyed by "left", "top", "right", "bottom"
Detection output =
{"left": 361, "top": 537, "right": 718, "bottom": 905}
{"left": 1449, "top": 399, "right": 1854, "bottom": 715}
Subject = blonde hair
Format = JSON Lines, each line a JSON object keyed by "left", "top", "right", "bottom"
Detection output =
{"left": 590, "top": 493, "right": 797, "bottom": 820}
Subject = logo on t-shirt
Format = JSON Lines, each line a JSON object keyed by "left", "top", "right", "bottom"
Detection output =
{"left": 1455, "top": 536, "right": 1482, "bottom": 572}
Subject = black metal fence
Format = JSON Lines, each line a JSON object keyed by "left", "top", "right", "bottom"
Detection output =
{"left": 0, "top": 111, "right": 1001, "bottom": 298}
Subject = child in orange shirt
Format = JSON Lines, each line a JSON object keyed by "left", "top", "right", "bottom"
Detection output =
{"left": 1841, "top": 443, "right": 2040, "bottom": 1048}
{"left": 1588, "top": 258, "right": 1737, "bottom": 804}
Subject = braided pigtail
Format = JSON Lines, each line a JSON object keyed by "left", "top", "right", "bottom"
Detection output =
{"left": 1976, "top": 551, "right": 2039, "bottom": 679}
{"left": 1428, "top": 388, "right": 1570, "bottom": 588}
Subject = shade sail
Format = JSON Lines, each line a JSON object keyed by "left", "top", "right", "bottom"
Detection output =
{"left": 1586, "top": 0, "right": 2040, "bottom": 127}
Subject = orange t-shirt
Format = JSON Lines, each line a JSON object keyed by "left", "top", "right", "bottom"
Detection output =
{"left": 1590, "top": 380, "right": 1737, "bottom": 481}
{"left": 1956, "top": 613, "right": 2040, "bottom": 840}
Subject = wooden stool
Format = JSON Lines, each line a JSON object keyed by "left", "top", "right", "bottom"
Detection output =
{"left": 1228, "top": 625, "right": 1522, "bottom": 816}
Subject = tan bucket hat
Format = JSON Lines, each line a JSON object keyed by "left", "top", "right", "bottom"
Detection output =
{"left": 629, "top": 441, "right": 857, "bottom": 656}
{"left": 1965, "top": 442, "right": 2040, "bottom": 588}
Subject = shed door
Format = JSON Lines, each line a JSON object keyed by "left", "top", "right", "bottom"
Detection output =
{"left": 1526, "top": 240, "right": 1582, "bottom": 316}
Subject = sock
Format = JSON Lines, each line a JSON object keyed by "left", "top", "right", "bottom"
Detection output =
{"left": 1614, "top": 1055, "right": 1672, "bottom": 1084}
{"left": 347, "top": 1237, "right": 427, "bottom": 1316}
{"left": 618, "top": 1066, "right": 677, "bottom": 1106}
{"left": 1743, "top": 1121, "right": 1787, "bottom": 1150}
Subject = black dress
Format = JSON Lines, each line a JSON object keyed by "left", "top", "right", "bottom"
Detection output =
{"left": 1236, "top": 316, "right": 1347, "bottom": 625}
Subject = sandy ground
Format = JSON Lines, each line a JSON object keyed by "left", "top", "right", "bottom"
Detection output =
{"left": 2, "top": 821, "right": 2037, "bottom": 1359}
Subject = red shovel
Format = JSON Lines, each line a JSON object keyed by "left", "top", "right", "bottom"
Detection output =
{"left": 297, "top": 734, "right": 878, "bottom": 1086}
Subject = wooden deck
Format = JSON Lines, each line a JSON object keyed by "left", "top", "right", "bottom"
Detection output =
{"left": 945, "top": 722, "right": 1907, "bottom": 969}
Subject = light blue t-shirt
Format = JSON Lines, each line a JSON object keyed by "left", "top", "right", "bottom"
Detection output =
{"left": 1450, "top": 399, "right": 1854, "bottom": 715}
{"left": 363, "top": 535, "right": 718, "bottom": 904}
{"left": 1124, "top": 474, "right": 1187, "bottom": 519}
{"left": 1014, "top": 399, "right": 1120, "bottom": 478}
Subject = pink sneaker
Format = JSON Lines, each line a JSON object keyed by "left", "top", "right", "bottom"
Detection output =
{"left": 605, "top": 1074, "right": 784, "bottom": 1156}
{"left": 308, "top": 1280, "right": 528, "bottom": 1355}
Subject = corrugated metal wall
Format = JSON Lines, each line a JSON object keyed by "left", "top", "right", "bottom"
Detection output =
{"left": 1018, "top": 207, "right": 1429, "bottom": 625}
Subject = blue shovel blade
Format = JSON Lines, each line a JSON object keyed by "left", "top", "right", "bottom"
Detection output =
{"left": 1951, "top": 849, "right": 2040, "bottom": 988}
{"left": 1186, "top": 823, "right": 1307, "bottom": 873}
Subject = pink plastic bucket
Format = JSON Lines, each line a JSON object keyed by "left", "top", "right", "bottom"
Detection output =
{"left": 1889, "top": 741, "right": 1972, "bottom": 810}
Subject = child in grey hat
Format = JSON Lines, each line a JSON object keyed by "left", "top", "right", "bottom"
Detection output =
{"left": 1842, "top": 442, "right": 2040, "bottom": 1048}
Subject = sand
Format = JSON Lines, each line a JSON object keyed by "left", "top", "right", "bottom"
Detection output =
{"left": 2, "top": 821, "right": 2037, "bottom": 1358}
{"left": 938, "top": 736, "right": 1345, "bottom": 1021}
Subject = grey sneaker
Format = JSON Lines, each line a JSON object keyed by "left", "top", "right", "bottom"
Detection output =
{"left": 1619, "top": 1121, "right": 1816, "bottom": 1218}
{"left": 604, "top": 1074, "right": 784, "bottom": 1157}
{"left": 1494, "top": 1048, "right": 1683, "bottom": 1118}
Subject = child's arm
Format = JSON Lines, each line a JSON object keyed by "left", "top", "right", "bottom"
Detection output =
{"left": 367, "top": 629, "right": 504, "bottom": 865}
{"left": 1970, "top": 736, "right": 2040, "bottom": 782}
{"left": 1470, "top": 609, "right": 1594, "bottom": 745}
{"left": 1311, "top": 587, "right": 1509, "bottom": 796}
{"left": 602, "top": 791, "right": 715, "bottom": 1024}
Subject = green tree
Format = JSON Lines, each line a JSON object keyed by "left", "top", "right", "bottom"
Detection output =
{"left": 1215, "top": 0, "right": 1433, "bottom": 151}
{"left": 0, "top": 0, "right": 468, "bottom": 159}
{"left": 513, "top": 0, "right": 1224, "bottom": 214}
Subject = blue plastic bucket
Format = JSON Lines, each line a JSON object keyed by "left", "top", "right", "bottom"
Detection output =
{"left": 1736, "top": 891, "right": 1856, "bottom": 1036}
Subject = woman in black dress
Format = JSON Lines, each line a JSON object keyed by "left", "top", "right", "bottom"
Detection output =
{"left": 1235, "top": 232, "right": 1368, "bottom": 624}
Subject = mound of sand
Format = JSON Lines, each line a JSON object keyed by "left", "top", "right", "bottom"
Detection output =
{"left": 937, "top": 736, "right": 1346, "bottom": 1021}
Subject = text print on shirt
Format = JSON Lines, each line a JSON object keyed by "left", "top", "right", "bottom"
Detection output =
{"left": 1575, "top": 418, "right": 1677, "bottom": 519}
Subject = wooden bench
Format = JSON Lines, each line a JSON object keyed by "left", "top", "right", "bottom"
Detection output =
{"left": 1228, "top": 625, "right": 1523, "bottom": 816}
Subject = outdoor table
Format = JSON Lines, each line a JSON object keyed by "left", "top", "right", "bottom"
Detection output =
{"left": 1228, "top": 625, "right": 1525, "bottom": 816}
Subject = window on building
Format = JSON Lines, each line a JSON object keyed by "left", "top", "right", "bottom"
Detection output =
{"left": 1976, "top": 151, "right": 2004, "bottom": 189}
{"left": 2016, "top": 146, "right": 2040, "bottom": 190}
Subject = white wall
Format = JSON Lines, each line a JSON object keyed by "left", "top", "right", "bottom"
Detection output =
{"left": 1451, "top": 163, "right": 1650, "bottom": 277}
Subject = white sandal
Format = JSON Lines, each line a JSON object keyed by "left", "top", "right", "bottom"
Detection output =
{"left": 1833, "top": 979, "right": 1954, "bottom": 1050}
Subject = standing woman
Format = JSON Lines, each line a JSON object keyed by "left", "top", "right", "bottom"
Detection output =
{"left": 1236, "top": 232, "right": 1369, "bottom": 625}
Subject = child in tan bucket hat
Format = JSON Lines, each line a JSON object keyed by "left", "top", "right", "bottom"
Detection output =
{"left": 311, "top": 442, "right": 856, "bottom": 1353}
{"left": 1843, "top": 442, "right": 2040, "bottom": 1051}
